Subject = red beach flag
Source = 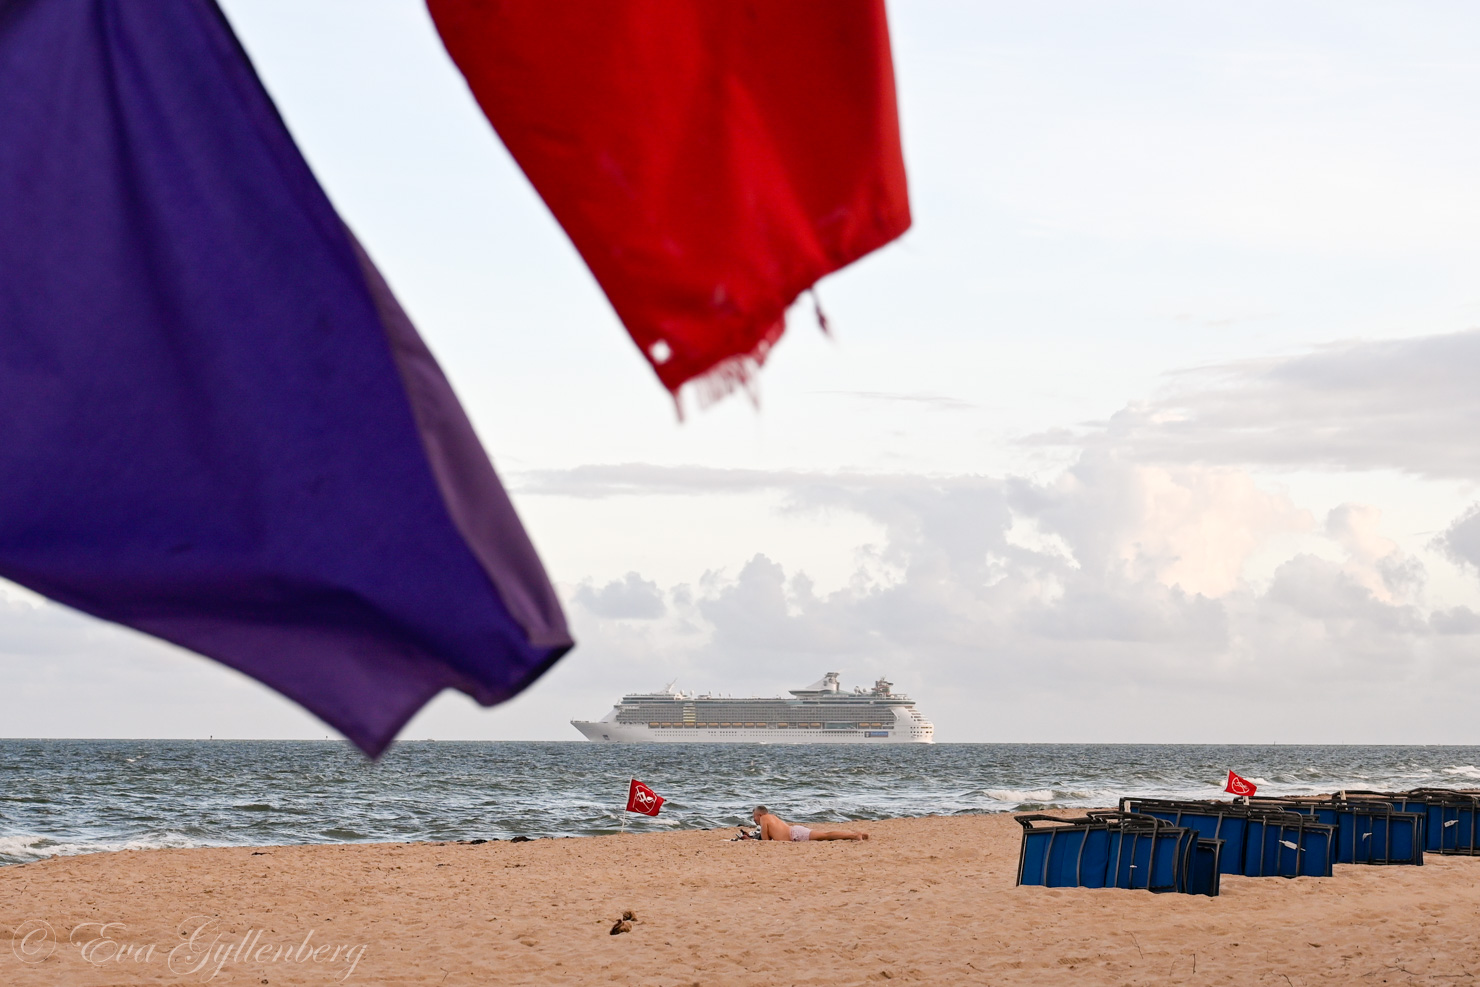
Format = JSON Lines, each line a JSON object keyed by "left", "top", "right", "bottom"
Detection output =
{"left": 1225, "top": 770, "right": 1258, "bottom": 797}
{"left": 626, "top": 779, "right": 665, "bottom": 817}
{"left": 427, "top": 0, "right": 911, "bottom": 402}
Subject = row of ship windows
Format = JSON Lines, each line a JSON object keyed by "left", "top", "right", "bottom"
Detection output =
{"left": 621, "top": 713, "right": 890, "bottom": 719}
{"left": 641, "top": 722, "right": 891, "bottom": 729}
{"left": 631, "top": 720, "right": 899, "bottom": 723}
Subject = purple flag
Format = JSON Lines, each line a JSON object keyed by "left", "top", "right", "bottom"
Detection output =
{"left": 0, "top": 0, "right": 572, "bottom": 756}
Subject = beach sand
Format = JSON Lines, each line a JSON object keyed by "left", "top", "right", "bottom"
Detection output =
{"left": 4, "top": 812, "right": 1479, "bottom": 985}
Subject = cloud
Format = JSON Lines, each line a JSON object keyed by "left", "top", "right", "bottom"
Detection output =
{"left": 1325, "top": 503, "right": 1426, "bottom": 604}
{"left": 1431, "top": 607, "right": 1480, "bottom": 636}
{"left": 517, "top": 457, "right": 1311, "bottom": 605}
{"left": 512, "top": 464, "right": 803, "bottom": 499}
{"left": 510, "top": 327, "right": 1480, "bottom": 735}
{"left": 1011, "top": 452, "right": 1311, "bottom": 597}
{"left": 1440, "top": 504, "right": 1480, "bottom": 571}
{"left": 1265, "top": 553, "right": 1422, "bottom": 635}
{"left": 811, "top": 390, "right": 977, "bottom": 411}
{"left": 561, "top": 451, "right": 1453, "bottom": 677}
{"left": 572, "top": 572, "right": 666, "bottom": 620}
{"left": 1033, "top": 329, "right": 1480, "bottom": 480}
{"left": 514, "top": 405, "right": 1480, "bottom": 741}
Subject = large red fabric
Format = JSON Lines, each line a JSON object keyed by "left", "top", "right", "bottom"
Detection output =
{"left": 427, "top": 0, "right": 911, "bottom": 398}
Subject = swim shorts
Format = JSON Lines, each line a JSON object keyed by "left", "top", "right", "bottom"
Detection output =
{"left": 789, "top": 825, "right": 811, "bottom": 842}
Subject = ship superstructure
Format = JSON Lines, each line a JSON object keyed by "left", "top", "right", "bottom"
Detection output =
{"left": 571, "top": 672, "right": 934, "bottom": 744}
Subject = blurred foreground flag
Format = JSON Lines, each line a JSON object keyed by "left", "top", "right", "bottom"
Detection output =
{"left": 428, "top": 0, "right": 912, "bottom": 401}
{"left": 0, "top": 0, "right": 571, "bottom": 756}
{"left": 626, "top": 779, "right": 665, "bottom": 817}
{"left": 1225, "top": 771, "right": 1258, "bottom": 797}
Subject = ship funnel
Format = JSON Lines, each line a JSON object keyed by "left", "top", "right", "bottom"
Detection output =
{"left": 792, "top": 672, "right": 843, "bottom": 695}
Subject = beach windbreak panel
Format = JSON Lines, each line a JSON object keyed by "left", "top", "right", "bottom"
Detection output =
{"left": 428, "top": 0, "right": 912, "bottom": 400}
{"left": 0, "top": 0, "right": 572, "bottom": 757}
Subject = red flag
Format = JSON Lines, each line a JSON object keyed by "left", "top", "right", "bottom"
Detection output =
{"left": 427, "top": 1, "right": 911, "bottom": 401}
{"left": 1224, "top": 770, "right": 1258, "bottom": 797}
{"left": 625, "top": 778, "right": 665, "bottom": 816}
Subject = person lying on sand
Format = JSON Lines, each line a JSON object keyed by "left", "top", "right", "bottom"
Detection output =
{"left": 744, "top": 805, "right": 869, "bottom": 841}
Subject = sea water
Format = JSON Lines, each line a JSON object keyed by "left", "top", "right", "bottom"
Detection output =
{"left": 3, "top": 739, "right": 1479, "bottom": 865}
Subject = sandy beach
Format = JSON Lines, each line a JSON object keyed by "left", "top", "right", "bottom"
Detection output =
{"left": 4, "top": 812, "right": 1479, "bottom": 986}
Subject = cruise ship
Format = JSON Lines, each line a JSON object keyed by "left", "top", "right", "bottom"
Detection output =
{"left": 571, "top": 672, "right": 934, "bottom": 744}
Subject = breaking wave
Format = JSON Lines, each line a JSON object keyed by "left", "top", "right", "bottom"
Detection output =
{"left": 0, "top": 832, "right": 205, "bottom": 866}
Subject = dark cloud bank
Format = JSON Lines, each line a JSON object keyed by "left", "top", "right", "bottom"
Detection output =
{"left": 1033, "top": 328, "right": 1480, "bottom": 481}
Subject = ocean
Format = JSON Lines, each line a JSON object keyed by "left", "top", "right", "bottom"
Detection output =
{"left": 3, "top": 739, "right": 1479, "bottom": 866}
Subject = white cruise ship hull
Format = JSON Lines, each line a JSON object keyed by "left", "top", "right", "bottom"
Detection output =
{"left": 570, "top": 718, "right": 934, "bottom": 744}
{"left": 572, "top": 673, "right": 935, "bottom": 744}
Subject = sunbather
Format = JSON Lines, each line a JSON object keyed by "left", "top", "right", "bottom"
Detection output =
{"left": 745, "top": 805, "right": 869, "bottom": 841}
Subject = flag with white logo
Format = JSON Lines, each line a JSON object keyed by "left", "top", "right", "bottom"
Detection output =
{"left": 625, "top": 779, "right": 665, "bottom": 817}
{"left": 1224, "top": 770, "right": 1258, "bottom": 797}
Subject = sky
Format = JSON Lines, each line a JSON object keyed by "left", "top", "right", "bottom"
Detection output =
{"left": 4, "top": 1, "right": 1480, "bottom": 745}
